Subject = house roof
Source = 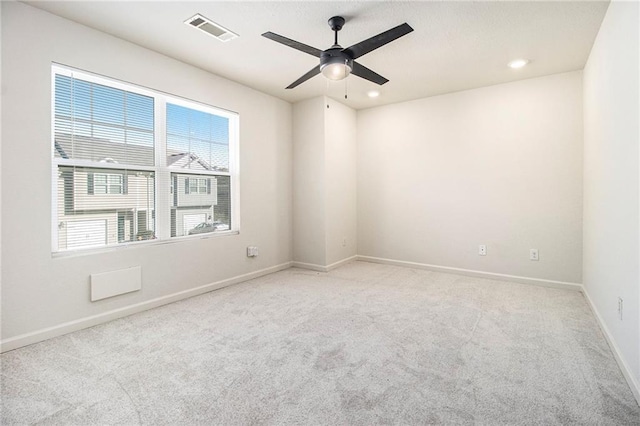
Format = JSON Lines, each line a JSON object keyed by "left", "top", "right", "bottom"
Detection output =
{"left": 55, "top": 133, "right": 226, "bottom": 171}
{"left": 167, "top": 152, "right": 225, "bottom": 172}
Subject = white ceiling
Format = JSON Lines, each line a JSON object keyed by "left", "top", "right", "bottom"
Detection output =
{"left": 25, "top": 1, "right": 609, "bottom": 110}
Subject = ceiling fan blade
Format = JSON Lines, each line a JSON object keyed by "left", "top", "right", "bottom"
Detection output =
{"left": 262, "top": 32, "right": 323, "bottom": 58}
{"left": 286, "top": 66, "right": 321, "bottom": 89}
{"left": 343, "top": 23, "right": 413, "bottom": 59}
{"left": 351, "top": 61, "right": 389, "bottom": 85}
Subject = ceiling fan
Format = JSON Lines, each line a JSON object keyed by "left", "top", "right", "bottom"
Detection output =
{"left": 262, "top": 16, "right": 414, "bottom": 89}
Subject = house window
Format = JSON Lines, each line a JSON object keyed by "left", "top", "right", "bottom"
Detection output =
{"left": 187, "top": 178, "right": 209, "bottom": 194}
{"left": 92, "top": 173, "right": 124, "bottom": 194}
{"left": 52, "top": 65, "right": 239, "bottom": 252}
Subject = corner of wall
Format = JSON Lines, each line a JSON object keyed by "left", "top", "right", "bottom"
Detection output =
{"left": 292, "top": 96, "right": 327, "bottom": 266}
{"left": 581, "top": 0, "right": 640, "bottom": 404}
{"left": 291, "top": 95, "right": 357, "bottom": 269}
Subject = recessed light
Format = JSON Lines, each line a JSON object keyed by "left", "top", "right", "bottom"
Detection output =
{"left": 508, "top": 59, "right": 530, "bottom": 69}
{"left": 367, "top": 90, "right": 380, "bottom": 98}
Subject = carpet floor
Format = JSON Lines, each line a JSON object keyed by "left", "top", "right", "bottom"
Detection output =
{"left": 1, "top": 261, "right": 639, "bottom": 425}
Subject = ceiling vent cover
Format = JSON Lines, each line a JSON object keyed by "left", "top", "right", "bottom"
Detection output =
{"left": 185, "top": 14, "right": 238, "bottom": 42}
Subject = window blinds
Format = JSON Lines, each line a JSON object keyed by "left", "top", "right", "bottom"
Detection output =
{"left": 166, "top": 102, "right": 232, "bottom": 238}
{"left": 53, "top": 71, "right": 156, "bottom": 250}
{"left": 54, "top": 74, "right": 155, "bottom": 166}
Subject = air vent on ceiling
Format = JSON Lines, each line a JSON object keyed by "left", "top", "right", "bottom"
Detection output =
{"left": 185, "top": 14, "right": 238, "bottom": 42}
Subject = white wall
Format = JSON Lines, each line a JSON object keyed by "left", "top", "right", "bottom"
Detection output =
{"left": 583, "top": 0, "right": 640, "bottom": 397}
{"left": 324, "top": 98, "right": 357, "bottom": 265}
{"left": 292, "top": 96, "right": 357, "bottom": 268}
{"left": 357, "top": 72, "right": 583, "bottom": 284}
{"left": 292, "top": 97, "right": 326, "bottom": 266}
{"left": 1, "top": 2, "right": 292, "bottom": 344}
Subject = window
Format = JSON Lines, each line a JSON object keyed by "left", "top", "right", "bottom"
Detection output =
{"left": 92, "top": 173, "right": 124, "bottom": 195}
{"left": 187, "top": 178, "right": 209, "bottom": 194}
{"left": 52, "top": 65, "right": 239, "bottom": 252}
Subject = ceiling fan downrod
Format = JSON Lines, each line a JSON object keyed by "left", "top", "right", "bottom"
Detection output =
{"left": 328, "top": 16, "right": 345, "bottom": 47}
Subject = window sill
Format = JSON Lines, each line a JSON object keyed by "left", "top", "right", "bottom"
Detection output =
{"left": 52, "top": 230, "right": 240, "bottom": 259}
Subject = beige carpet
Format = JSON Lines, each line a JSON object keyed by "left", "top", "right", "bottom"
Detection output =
{"left": 2, "top": 261, "right": 639, "bottom": 424}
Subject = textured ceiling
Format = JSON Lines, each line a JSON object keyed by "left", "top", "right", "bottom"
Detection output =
{"left": 25, "top": 1, "right": 609, "bottom": 110}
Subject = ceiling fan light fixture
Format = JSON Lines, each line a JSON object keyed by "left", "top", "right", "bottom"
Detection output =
{"left": 320, "top": 57, "right": 352, "bottom": 81}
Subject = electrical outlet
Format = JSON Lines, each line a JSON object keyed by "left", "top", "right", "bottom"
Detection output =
{"left": 479, "top": 245, "right": 487, "bottom": 256}
{"left": 618, "top": 297, "right": 623, "bottom": 320}
{"left": 342, "top": 237, "right": 347, "bottom": 247}
{"left": 530, "top": 249, "right": 539, "bottom": 261}
{"left": 247, "top": 246, "right": 259, "bottom": 257}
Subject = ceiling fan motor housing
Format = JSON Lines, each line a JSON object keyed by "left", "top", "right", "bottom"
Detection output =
{"left": 320, "top": 48, "right": 354, "bottom": 78}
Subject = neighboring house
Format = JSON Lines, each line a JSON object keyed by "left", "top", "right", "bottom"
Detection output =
{"left": 168, "top": 156, "right": 229, "bottom": 237}
{"left": 55, "top": 135, "right": 228, "bottom": 250}
{"left": 168, "top": 152, "right": 220, "bottom": 238}
{"left": 57, "top": 166, "right": 155, "bottom": 250}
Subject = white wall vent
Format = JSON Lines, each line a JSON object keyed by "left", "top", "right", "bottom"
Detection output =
{"left": 91, "top": 266, "right": 141, "bottom": 301}
{"left": 185, "top": 14, "right": 238, "bottom": 42}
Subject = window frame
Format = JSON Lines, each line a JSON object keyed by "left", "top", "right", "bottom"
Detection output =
{"left": 51, "top": 64, "right": 240, "bottom": 255}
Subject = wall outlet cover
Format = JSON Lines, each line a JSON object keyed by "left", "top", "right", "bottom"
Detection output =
{"left": 530, "top": 248, "right": 539, "bottom": 261}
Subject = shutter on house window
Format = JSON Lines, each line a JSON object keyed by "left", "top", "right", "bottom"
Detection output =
{"left": 173, "top": 175, "right": 178, "bottom": 206}
{"left": 87, "top": 172, "right": 94, "bottom": 195}
{"left": 122, "top": 173, "right": 128, "bottom": 195}
{"left": 207, "top": 179, "right": 211, "bottom": 194}
{"left": 185, "top": 178, "right": 190, "bottom": 194}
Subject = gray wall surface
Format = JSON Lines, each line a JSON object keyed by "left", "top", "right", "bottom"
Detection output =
{"left": 357, "top": 72, "right": 584, "bottom": 284}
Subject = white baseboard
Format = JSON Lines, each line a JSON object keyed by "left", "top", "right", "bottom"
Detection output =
{"left": 356, "top": 255, "right": 583, "bottom": 292}
{"left": 291, "top": 261, "right": 328, "bottom": 272}
{"left": 0, "top": 262, "right": 292, "bottom": 353}
{"left": 292, "top": 255, "right": 357, "bottom": 273}
{"left": 326, "top": 255, "right": 358, "bottom": 271}
{"left": 583, "top": 288, "right": 640, "bottom": 405}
